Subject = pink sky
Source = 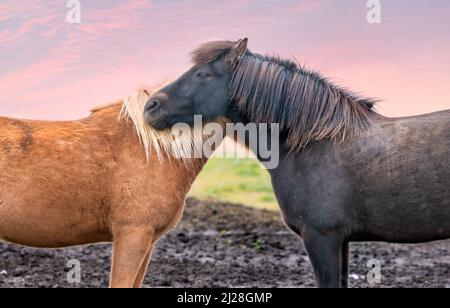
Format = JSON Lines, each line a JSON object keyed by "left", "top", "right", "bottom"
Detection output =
{"left": 0, "top": 0, "right": 449, "bottom": 120}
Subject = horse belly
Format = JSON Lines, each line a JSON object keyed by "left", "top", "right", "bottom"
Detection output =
{"left": 0, "top": 198, "right": 111, "bottom": 248}
{"left": 360, "top": 196, "right": 450, "bottom": 243}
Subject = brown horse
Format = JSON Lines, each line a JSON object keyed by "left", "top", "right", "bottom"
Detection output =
{"left": 0, "top": 87, "right": 220, "bottom": 288}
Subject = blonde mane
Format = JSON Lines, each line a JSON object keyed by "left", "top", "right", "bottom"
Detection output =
{"left": 119, "top": 86, "right": 208, "bottom": 161}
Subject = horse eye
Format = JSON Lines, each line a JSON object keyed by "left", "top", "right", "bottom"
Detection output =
{"left": 196, "top": 72, "right": 209, "bottom": 80}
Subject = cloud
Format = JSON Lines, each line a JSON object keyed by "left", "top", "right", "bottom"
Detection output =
{"left": 0, "top": 0, "right": 61, "bottom": 44}
{"left": 288, "top": 0, "right": 325, "bottom": 12}
{"left": 0, "top": 14, "right": 58, "bottom": 44}
{"left": 0, "top": 0, "right": 158, "bottom": 118}
{"left": 77, "top": 0, "right": 153, "bottom": 34}
{"left": 0, "top": 0, "right": 154, "bottom": 80}
{"left": 0, "top": 0, "right": 449, "bottom": 120}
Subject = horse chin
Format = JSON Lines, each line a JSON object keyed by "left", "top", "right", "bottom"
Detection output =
{"left": 151, "top": 119, "right": 171, "bottom": 131}
{"left": 143, "top": 111, "right": 167, "bottom": 130}
{"left": 144, "top": 115, "right": 168, "bottom": 131}
{"left": 147, "top": 114, "right": 197, "bottom": 131}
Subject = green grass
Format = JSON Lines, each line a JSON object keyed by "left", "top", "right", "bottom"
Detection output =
{"left": 189, "top": 158, "right": 278, "bottom": 211}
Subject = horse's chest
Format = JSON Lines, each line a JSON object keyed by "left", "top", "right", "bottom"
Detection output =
{"left": 270, "top": 179, "right": 307, "bottom": 235}
{"left": 154, "top": 202, "right": 185, "bottom": 238}
{"left": 270, "top": 163, "right": 352, "bottom": 234}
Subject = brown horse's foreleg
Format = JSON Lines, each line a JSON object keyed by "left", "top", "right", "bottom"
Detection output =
{"left": 132, "top": 244, "right": 155, "bottom": 288}
{"left": 109, "top": 225, "right": 155, "bottom": 288}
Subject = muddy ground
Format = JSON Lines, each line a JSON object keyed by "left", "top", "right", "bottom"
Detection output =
{"left": 0, "top": 198, "right": 449, "bottom": 288}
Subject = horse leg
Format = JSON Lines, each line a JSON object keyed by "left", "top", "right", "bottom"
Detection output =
{"left": 132, "top": 244, "right": 155, "bottom": 288}
{"left": 341, "top": 242, "right": 349, "bottom": 288}
{"left": 109, "top": 225, "right": 154, "bottom": 288}
{"left": 303, "top": 228, "right": 345, "bottom": 288}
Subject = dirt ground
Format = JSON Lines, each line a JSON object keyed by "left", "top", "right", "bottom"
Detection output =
{"left": 0, "top": 198, "right": 449, "bottom": 288}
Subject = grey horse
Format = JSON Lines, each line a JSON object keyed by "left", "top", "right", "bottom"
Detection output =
{"left": 144, "top": 39, "right": 450, "bottom": 288}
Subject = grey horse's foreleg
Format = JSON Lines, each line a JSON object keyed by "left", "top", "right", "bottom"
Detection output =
{"left": 303, "top": 228, "right": 347, "bottom": 288}
{"left": 341, "top": 242, "right": 349, "bottom": 288}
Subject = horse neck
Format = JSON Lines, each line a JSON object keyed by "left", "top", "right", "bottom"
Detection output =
{"left": 225, "top": 109, "right": 284, "bottom": 164}
{"left": 231, "top": 55, "right": 377, "bottom": 153}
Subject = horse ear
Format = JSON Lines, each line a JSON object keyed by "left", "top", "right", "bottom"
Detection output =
{"left": 223, "top": 38, "right": 248, "bottom": 69}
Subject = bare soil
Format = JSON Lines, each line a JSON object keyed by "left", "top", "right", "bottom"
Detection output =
{"left": 0, "top": 198, "right": 449, "bottom": 288}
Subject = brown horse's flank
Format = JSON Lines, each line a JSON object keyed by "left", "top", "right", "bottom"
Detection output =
{"left": 16, "top": 121, "right": 34, "bottom": 151}
{"left": 0, "top": 88, "right": 214, "bottom": 288}
{"left": 5, "top": 119, "right": 35, "bottom": 152}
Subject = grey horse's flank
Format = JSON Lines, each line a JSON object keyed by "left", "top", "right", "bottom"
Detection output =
{"left": 274, "top": 110, "right": 450, "bottom": 243}
{"left": 144, "top": 38, "right": 450, "bottom": 288}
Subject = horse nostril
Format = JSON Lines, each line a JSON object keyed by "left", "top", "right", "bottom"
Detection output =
{"left": 146, "top": 100, "right": 160, "bottom": 112}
